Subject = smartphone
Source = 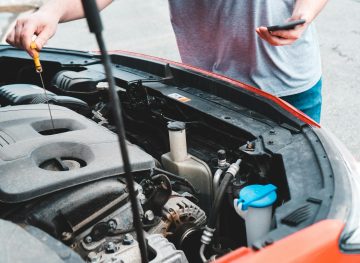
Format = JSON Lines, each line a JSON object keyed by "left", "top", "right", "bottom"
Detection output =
{"left": 267, "top": 19, "right": 306, "bottom": 32}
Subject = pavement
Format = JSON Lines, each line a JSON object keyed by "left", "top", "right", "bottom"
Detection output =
{"left": 1, "top": 0, "right": 360, "bottom": 159}
{"left": 48, "top": 0, "right": 180, "bottom": 61}
{"left": 317, "top": 0, "right": 360, "bottom": 160}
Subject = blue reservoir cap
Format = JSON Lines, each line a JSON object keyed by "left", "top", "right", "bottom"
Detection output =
{"left": 238, "top": 184, "right": 277, "bottom": 210}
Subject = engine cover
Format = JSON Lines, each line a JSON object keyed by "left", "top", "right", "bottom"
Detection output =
{"left": 0, "top": 84, "right": 91, "bottom": 116}
{"left": 0, "top": 104, "right": 155, "bottom": 203}
{"left": 0, "top": 219, "right": 83, "bottom": 263}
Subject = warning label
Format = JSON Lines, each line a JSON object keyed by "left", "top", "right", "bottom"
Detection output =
{"left": 167, "top": 93, "right": 191, "bottom": 103}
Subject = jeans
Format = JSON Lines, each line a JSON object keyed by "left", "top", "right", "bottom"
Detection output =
{"left": 280, "top": 79, "right": 322, "bottom": 123}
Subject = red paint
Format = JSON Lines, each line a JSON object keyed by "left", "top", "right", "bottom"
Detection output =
{"left": 216, "top": 220, "right": 358, "bottom": 263}
{"left": 103, "top": 50, "right": 320, "bottom": 128}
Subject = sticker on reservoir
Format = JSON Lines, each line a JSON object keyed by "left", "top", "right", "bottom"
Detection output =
{"left": 167, "top": 93, "right": 191, "bottom": 103}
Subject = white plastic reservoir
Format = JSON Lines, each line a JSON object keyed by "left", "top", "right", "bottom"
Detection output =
{"left": 234, "top": 184, "right": 277, "bottom": 245}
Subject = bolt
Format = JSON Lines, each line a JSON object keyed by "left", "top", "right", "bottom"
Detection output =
{"left": 217, "top": 149, "right": 227, "bottom": 167}
{"left": 88, "top": 252, "right": 99, "bottom": 263}
{"left": 61, "top": 232, "right": 72, "bottom": 241}
{"left": 144, "top": 210, "right": 155, "bottom": 223}
{"left": 123, "top": 234, "right": 134, "bottom": 245}
{"left": 246, "top": 141, "right": 255, "bottom": 150}
{"left": 108, "top": 220, "right": 117, "bottom": 230}
{"left": 217, "top": 149, "right": 226, "bottom": 160}
{"left": 106, "top": 242, "right": 116, "bottom": 253}
{"left": 138, "top": 193, "right": 146, "bottom": 205}
{"left": 84, "top": 235, "right": 93, "bottom": 244}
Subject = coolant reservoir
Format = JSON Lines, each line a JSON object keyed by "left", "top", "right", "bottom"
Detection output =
{"left": 161, "top": 121, "right": 213, "bottom": 213}
{"left": 234, "top": 184, "right": 277, "bottom": 245}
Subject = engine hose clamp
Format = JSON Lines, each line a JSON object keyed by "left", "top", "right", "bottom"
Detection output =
{"left": 226, "top": 159, "right": 241, "bottom": 177}
{"left": 218, "top": 159, "right": 227, "bottom": 168}
{"left": 201, "top": 226, "right": 216, "bottom": 245}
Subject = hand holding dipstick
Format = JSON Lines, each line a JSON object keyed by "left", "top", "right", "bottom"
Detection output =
{"left": 30, "top": 40, "right": 55, "bottom": 130}
{"left": 30, "top": 41, "right": 43, "bottom": 73}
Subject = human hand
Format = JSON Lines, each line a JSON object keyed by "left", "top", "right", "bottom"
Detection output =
{"left": 6, "top": 10, "right": 60, "bottom": 56}
{"left": 256, "top": 17, "right": 308, "bottom": 46}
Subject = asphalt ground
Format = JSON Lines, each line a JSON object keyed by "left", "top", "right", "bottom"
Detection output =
{"left": 1, "top": 0, "right": 360, "bottom": 159}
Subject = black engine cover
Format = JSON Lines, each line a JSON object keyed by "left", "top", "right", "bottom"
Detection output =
{"left": 14, "top": 178, "right": 128, "bottom": 239}
{"left": 0, "top": 219, "right": 83, "bottom": 263}
{"left": 0, "top": 84, "right": 91, "bottom": 116}
{"left": 52, "top": 69, "right": 106, "bottom": 94}
{"left": 0, "top": 104, "right": 154, "bottom": 203}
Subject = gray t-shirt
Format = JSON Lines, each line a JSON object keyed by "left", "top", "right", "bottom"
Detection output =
{"left": 168, "top": 0, "right": 322, "bottom": 97}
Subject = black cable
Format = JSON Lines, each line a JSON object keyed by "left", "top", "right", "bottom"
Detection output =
{"left": 200, "top": 172, "right": 233, "bottom": 262}
{"left": 153, "top": 167, "right": 199, "bottom": 193}
{"left": 208, "top": 172, "right": 233, "bottom": 229}
{"left": 81, "top": 1, "right": 148, "bottom": 262}
{"left": 200, "top": 160, "right": 240, "bottom": 262}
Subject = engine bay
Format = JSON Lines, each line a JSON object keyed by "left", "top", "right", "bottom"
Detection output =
{"left": 0, "top": 47, "right": 335, "bottom": 262}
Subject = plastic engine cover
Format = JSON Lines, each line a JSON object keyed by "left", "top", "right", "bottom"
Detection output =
{"left": 52, "top": 69, "right": 106, "bottom": 94}
{"left": 0, "top": 84, "right": 56, "bottom": 105}
{"left": 0, "top": 84, "right": 91, "bottom": 116}
{"left": 0, "top": 104, "right": 155, "bottom": 203}
{"left": 0, "top": 219, "right": 83, "bottom": 263}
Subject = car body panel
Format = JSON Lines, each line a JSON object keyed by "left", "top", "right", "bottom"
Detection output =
{"left": 105, "top": 50, "right": 320, "bottom": 128}
{"left": 216, "top": 220, "right": 360, "bottom": 263}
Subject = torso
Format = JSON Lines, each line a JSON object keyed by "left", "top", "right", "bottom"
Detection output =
{"left": 168, "top": 0, "right": 322, "bottom": 96}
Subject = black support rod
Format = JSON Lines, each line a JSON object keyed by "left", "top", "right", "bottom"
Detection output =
{"left": 81, "top": 1, "right": 148, "bottom": 262}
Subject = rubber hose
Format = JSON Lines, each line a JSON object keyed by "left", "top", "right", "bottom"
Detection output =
{"left": 208, "top": 172, "right": 233, "bottom": 229}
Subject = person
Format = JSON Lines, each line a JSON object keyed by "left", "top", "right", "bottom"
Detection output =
{"left": 6, "top": 0, "right": 328, "bottom": 122}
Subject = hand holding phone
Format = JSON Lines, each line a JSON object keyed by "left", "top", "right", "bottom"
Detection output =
{"left": 256, "top": 19, "right": 307, "bottom": 46}
{"left": 267, "top": 19, "right": 306, "bottom": 32}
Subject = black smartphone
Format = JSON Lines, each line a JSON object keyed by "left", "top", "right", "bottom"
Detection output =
{"left": 267, "top": 19, "right": 306, "bottom": 32}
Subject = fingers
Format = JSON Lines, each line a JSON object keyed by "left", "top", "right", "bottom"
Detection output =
{"left": 6, "top": 17, "right": 36, "bottom": 56}
{"left": 6, "top": 24, "right": 33, "bottom": 56}
{"left": 256, "top": 27, "right": 296, "bottom": 46}
{"left": 35, "top": 27, "right": 54, "bottom": 50}
{"left": 14, "top": 20, "right": 24, "bottom": 48}
{"left": 5, "top": 29, "right": 15, "bottom": 46}
{"left": 21, "top": 24, "right": 38, "bottom": 56}
{"left": 270, "top": 23, "right": 305, "bottom": 40}
{"left": 5, "top": 12, "right": 55, "bottom": 56}
{"left": 256, "top": 18, "right": 307, "bottom": 46}
{"left": 270, "top": 30, "right": 298, "bottom": 40}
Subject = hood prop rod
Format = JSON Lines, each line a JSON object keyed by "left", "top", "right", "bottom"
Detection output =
{"left": 81, "top": 1, "right": 148, "bottom": 262}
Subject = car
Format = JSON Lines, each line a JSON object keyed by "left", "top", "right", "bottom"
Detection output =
{"left": 0, "top": 45, "right": 359, "bottom": 263}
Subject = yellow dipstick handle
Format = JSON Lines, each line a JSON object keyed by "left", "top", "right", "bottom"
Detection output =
{"left": 30, "top": 41, "right": 43, "bottom": 73}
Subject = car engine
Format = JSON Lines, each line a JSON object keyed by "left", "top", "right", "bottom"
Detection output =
{"left": 0, "top": 48, "right": 335, "bottom": 263}
{"left": 0, "top": 103, "right": 199, "bottom": 262}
